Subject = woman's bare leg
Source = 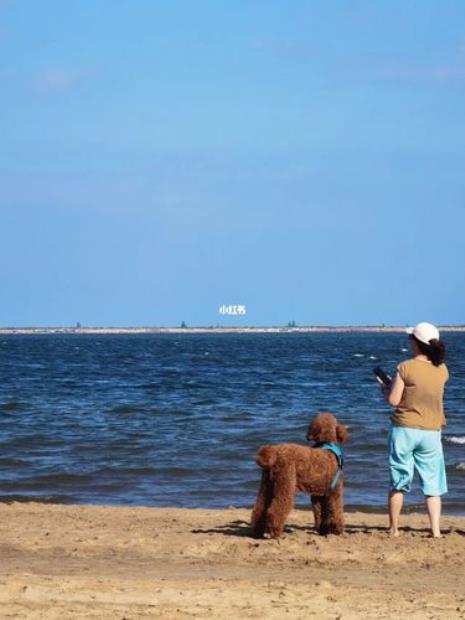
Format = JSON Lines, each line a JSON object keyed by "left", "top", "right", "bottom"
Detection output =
{"left": 388, "top": 490, "right": 403, "bottom": 537}
{"left": 425, "top": 495, "right": 442, "bottom": 538}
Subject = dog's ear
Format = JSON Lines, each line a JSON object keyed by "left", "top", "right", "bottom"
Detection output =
{"left": 336, "top": 423, "right": 349, "bottom": 444}
{"left": 306, "top": 419, "right": 323, "bottom": 442}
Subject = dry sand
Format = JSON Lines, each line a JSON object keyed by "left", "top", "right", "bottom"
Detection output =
{"left": 1, "top": 503, "right": 464, "bottom": 619}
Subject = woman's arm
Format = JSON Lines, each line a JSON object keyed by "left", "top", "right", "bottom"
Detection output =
{"left": 385, "top": 372, "right": 405, "bottom": 407}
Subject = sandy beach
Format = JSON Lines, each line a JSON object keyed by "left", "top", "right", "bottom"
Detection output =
{"left": 1, "top": 504, "right": 464, "bottom": 619}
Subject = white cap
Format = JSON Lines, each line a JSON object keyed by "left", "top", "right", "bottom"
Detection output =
{"left": 406, "top": 322, "right": 440, "bottom": 344}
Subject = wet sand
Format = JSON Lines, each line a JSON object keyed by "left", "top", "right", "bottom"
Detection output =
{"left": 1, "top": 503, "right": 464, "bottom": 619}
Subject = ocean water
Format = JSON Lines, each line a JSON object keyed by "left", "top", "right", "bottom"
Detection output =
{"left": 1, "top": 333, "right": 464, "bottom": 513}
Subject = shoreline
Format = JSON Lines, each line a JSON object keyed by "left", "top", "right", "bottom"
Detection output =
{"left": 1, "top": 498, "right": 465, "bottom": 516}
{"left": 1, "top": 503, "right": 465, "bottom": 618}
{"left": 2, "top": 325, "right": 465, "bottom": 335}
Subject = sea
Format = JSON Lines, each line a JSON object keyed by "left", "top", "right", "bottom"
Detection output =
{"left": 1, "top": 332, "right": 464, "bottom": 513}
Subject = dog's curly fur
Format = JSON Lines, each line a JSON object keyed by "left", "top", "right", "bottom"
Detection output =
{"left": 251, "top": 412, "right": 349, "bottom": 539}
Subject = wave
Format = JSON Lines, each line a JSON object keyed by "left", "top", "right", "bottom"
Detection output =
{"left": 95, "top": 466, "right": 192, "bottom": 477}
{"left": 110, "top": 405, "right": 146, "bottom": 414}
{"left": 0, "top": 494, "right": 71, "bottom": 504}
{"left": 0, "top": 458, "right": 28, "bottom": 468}
{"left": 152, "top": 467, "right": 192, "bottom": 476}
{"left": 0, "top": 401, "right": 25, "bottom": 412}
{"left": 11, "top": 472, "right": 96, "bottom": 487}
{"left": 2, "top": 435, "right": 64, "bottom": 449}
{"left": 444, "top": 436, "right": 465, "bottom": 445}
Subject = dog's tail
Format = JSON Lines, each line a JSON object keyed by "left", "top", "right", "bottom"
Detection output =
{"left": 256, "top": 445, "right": 278, "bottom": 468}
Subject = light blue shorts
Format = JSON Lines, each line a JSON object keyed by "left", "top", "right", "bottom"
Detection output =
{"left": 388, "top": 426, "right": 448, "bottom": 496}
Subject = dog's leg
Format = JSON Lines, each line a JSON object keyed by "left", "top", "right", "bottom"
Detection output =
{"left": 323, "top": 481, "right": 344, "bottom": 535}
{"left": 311, "top": 495, "right": 323, "bottom": 532}
{"left": 265, "top": 468, "right": 296, "bottom": 539}
{"left": 318, "top": 496, "right": 331, "bottom": 535}
{"left": 251, "top": 469, "right": 273, "bottom": 538}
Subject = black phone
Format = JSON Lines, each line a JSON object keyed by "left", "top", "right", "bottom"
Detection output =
{"left": 373, "top": 366, "right": 392, "bottom": 387}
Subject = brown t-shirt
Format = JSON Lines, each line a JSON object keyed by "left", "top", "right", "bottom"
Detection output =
{"left": 390, "top": 359, "right": 449, "bottom": 430}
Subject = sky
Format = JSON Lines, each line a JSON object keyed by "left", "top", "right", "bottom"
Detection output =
{"left": 1, "top": 1, "right": 465, "bottom": 327}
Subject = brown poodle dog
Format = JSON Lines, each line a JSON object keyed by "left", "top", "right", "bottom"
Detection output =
{"left": 251, "top": 412, "right": 348, "bottom": 539}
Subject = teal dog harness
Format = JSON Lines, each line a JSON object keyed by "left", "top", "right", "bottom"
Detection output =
{"left": 315, "top": 442, "right": 344, "bottom": 493}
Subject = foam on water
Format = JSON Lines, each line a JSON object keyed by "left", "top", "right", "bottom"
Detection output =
{"left": 445, "top": 436, "right": 465, "bottom": 445}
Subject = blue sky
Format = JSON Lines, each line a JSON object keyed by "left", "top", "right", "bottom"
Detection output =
{"left": 1, "top": 1, "right": 464, "bottom": 326}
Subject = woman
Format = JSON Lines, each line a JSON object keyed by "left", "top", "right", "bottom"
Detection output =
{"left": 380, "top": 322, "right": 448, "bottom": 538}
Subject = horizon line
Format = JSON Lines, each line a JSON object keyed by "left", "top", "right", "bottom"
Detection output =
{"left": 1, "top": 324, "right": 465, "bottom": 334}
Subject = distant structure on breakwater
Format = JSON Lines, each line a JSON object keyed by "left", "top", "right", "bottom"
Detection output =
{"left": 1, "top": 326, "right": 464, "bottom": 335}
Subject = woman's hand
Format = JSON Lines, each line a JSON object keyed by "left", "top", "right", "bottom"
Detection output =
{"left": 376, "top": 376, "right": 391, "bottom": 399}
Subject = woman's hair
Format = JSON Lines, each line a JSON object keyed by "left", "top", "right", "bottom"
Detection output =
{"left": 411, "top": 335, "right": 446, "bottom": 366}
